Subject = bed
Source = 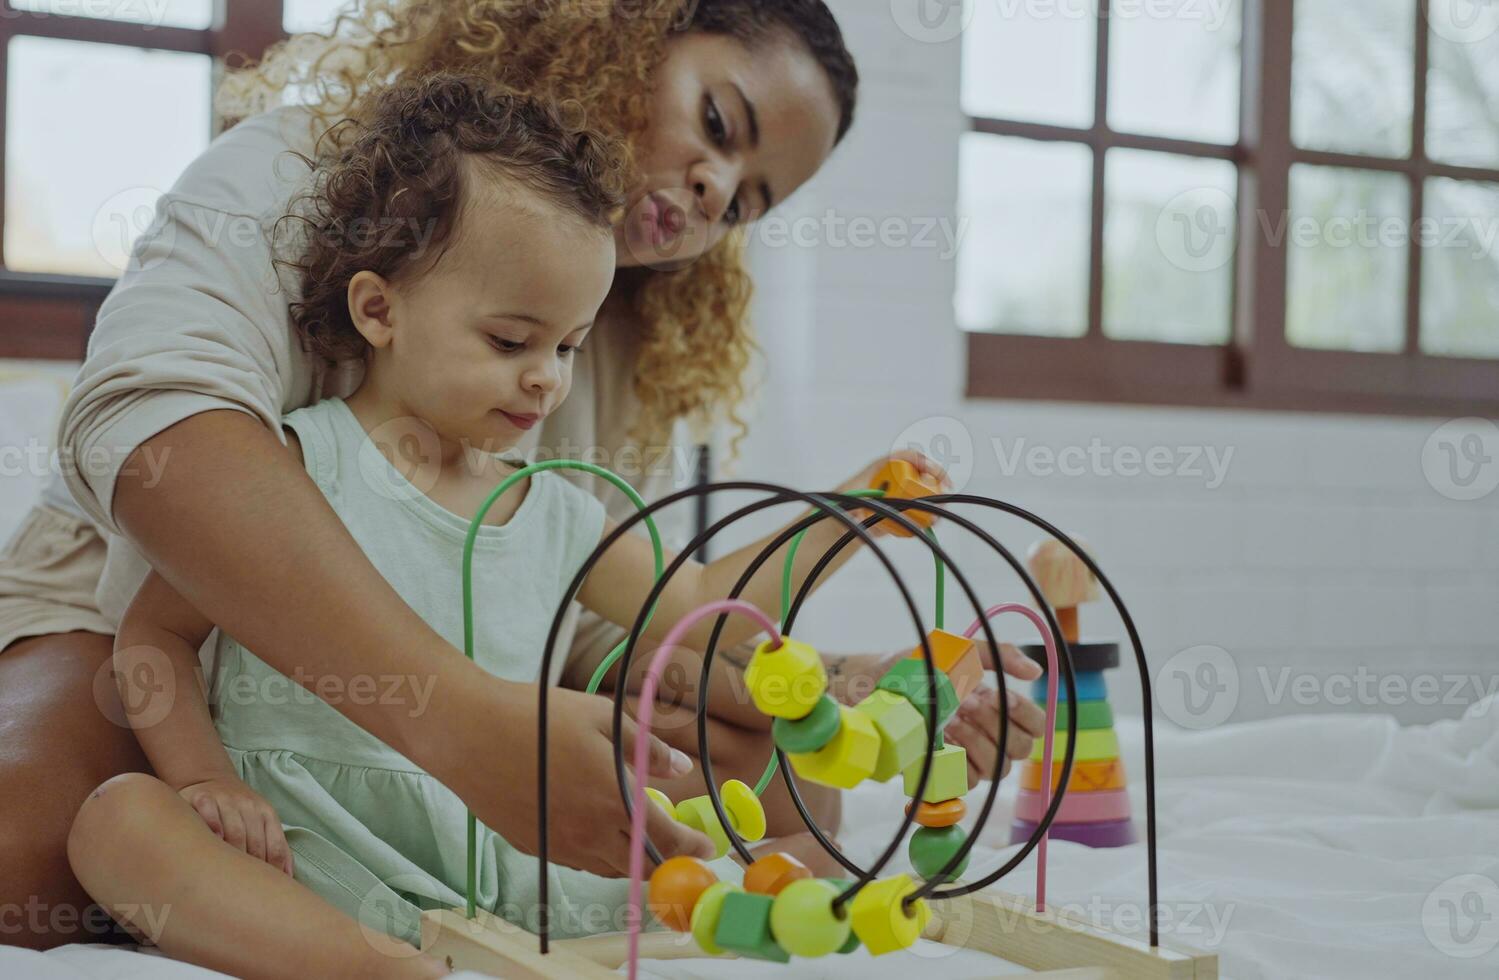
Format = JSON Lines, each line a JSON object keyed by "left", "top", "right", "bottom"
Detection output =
{"left": 5, "top": 699, "right": 1496, "bottom": 979}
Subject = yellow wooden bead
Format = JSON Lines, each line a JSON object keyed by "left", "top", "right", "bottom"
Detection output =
{"left": 848, "top": 874, "right": 932, "bottom": 956}
{"left": 721, "top": 779, "right": 766, "bottom": 842}
{"left": 855, "top": 689, "right": 928, "bottom": 783}
{"left": 789, "top": 705, "right": 880, "bottom": 789}
{"left": 689, "top": 881, "right": 737, "bottom": 956}
{"left": 745, "top": 637, "right": 827, "bottom": 720}
{"left": 902, "top": 743, "right": 969, "bottom": 804}
{"left": 674, "top": 795, "right": 732, "bottom": 859}
{"left": 644, "top": 787, "right": 674, "bottom": 815}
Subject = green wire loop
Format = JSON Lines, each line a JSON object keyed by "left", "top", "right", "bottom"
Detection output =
{"left": 461, "top": 460, "right": 664, "bottom": 919}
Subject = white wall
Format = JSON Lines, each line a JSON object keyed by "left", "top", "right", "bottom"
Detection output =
{"left": 718, "top": 1, "right": 1499, "bottom": 727}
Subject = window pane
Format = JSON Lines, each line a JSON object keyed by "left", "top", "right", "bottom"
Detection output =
{"left": 1286, "top": 165, "right": 1410, "bottom": 352}
{"left": 1292, "top": 0, "right": 1415, "bottom": 157}
{"left": 962, "top": 0, "right": 1095, "bottom": 128}
{"left": 1103, "top": 149, "right": 1236, "bottom": 344}
{"left": 285, "top": 0, "right": 356, "bottom": 34}
{"left": 1108, "top": 0, "right": 1242, "bottom": 144}
{"left": 4, "top": 37, "right": 211, "bottom": 277}
{"left": 956, "top": 134, "right": 1091, "bottom": 337}
{"left": 1420, "top": 178, "right": 1499, "bottom": 358}
{"left": 1427, "top": 2, "right": 1499, "bottom": 168}
{"left": 9, "top": 0, "right": 211, "bottom": 29}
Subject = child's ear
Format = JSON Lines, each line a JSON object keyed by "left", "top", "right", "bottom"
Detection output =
{"left": 348, "top": 271, "right": 396, "bottom": 348}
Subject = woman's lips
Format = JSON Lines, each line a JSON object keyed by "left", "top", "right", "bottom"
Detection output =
{"left": 640, "top": 193, "right": 684, "bottom": 247}
{"left": 500, "top": 411, "right": 540, "bottom": 431}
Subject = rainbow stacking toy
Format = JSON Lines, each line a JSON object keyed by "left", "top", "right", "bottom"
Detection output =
{"left": 1011, "top": 539, "right": 1136, "bottom": 848}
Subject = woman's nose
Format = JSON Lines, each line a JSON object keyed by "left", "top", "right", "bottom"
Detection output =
{"left": 692, "top": 166, "right": 734, "bottom": 226}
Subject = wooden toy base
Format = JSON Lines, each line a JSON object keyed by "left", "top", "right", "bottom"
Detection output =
{"left": 420, "top": 887, "right": 1217, "bottom": 979}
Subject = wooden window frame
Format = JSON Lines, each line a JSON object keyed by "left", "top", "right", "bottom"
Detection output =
{"left": 966, "top": 0, "right": 1499, "bottom": 418}
{"left": 0, "top": 0, "right": 284, "bottom": 359}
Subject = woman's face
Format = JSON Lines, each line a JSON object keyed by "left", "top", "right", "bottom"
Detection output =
{"left": 617, "top": 30, "right": 842, "bottom": 271}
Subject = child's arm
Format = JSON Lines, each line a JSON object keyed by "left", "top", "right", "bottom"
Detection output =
{"left": 576, "top": 451, "right": 948, "bottom": 668}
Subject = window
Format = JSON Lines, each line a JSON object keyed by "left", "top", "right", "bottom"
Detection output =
{"left": 961, "top": 0, "right": 1499, "bottom": 416}
{"left": 0, "top": 1, "right": 286, "bottom": 357}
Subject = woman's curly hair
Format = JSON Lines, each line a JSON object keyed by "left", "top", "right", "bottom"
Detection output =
{"left": 221, "top": 0, "right": 858, "bottom": 449}
{"left": 279, "top": 73, "right": 628, "bottom": 363}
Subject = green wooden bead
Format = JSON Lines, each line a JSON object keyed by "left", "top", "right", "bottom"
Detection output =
{"left": 876, "top": 658, "right": 958, "bottom": 740}
{"left": 902, "top": 743, "right": 968, "bottom": 803}
{"left": 714, "top": 890, "right": 790, "bottom": 963}
{"left": 769, "top": 879, "right": 851, "bottom": 958}
{"left": 908, "top": 825, "right": 970, "bottom": 882}
{"left": 773, "top": 693, "right": 841, "bottom": 754}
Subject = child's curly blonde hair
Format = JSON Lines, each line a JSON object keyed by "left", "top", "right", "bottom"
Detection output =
{"left": 220, "top": 0, "right": 858, "bottom": 451}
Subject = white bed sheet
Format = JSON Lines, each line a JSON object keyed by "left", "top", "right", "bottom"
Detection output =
{"left": 5, "top": 697, "right": 1497, "bottom": 979}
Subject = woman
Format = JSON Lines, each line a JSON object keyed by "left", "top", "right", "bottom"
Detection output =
{"left": 0, "top": 0, "right": 1043, "bottom": 949}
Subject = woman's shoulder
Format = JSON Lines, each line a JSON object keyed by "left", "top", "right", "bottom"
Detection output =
{"left": 164, "top": 105, "right": 326, "bottom": 221}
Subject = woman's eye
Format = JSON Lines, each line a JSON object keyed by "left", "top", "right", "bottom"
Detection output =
{"left": 705, "top": 96, "right": 728, "bottom": 146}
{"left": 558, "top": 344, "right": 583, "bottom": 356}
{"left": 724, "top": 199, "right": 742, "bottom": 226}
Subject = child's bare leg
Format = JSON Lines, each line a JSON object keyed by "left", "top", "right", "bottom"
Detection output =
{"left": 68, "top": 773, "right": 448, "bottom": 980}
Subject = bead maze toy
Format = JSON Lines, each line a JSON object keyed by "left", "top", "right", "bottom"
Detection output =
{"left": 420, "top": 458, "right": 1217, "bottom": 978}
{"left": 1012, "top": 539, "right": 1137, "bottom": 849}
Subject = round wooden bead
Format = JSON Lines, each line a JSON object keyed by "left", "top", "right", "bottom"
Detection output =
{"left": 674, "top": 795, "right": 732, "bottom": 859}
{"left": 772, "top": 693, "right": 841, "bottom": 754}
{"left": 908, "top": 825, "right": 969, "bottom": 883}
{"left": 721, "top": 778, "right": 766, "bottom": 842}
{"left": 769, "top": 879, "right": 851, "bottom": 958}
{"left": 689, "top": 880, "right": 737, "bottom": 955}
{"left": 644, "top": 787, "right": 673, "bottom": 814}
{"left": 906, "top": 797, "right": 966, "bottom": 828}
{"left": 743, "top": 851, "right": 813, "bottom": 897}
{"left": 648, "top": 856, "right": 719, "bottom": 932}
{"left": 745, "top": 637, "right": 827, "bottom": 720}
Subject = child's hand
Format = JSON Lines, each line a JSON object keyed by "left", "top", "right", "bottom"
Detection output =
{"left": 178, "top": 778, "right": 295, "bottom": 877}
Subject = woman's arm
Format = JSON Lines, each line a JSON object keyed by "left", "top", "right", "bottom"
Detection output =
{"left": 111, "top": 410, "right": 713, "bottom": 876}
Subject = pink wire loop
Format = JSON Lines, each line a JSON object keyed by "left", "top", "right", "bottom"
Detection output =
{"left": 964, "top": 603, "right": 1060, "bottom": 912}
{"left": 625, "top": 599, "right": 783, "bottom": 980}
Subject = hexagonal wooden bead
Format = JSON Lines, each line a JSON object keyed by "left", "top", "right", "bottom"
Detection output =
{"left": 770, "top": 879, "right": 851, "bottom": 958}
{"left": 648, "top": 856, "right": 719, "bottom": 932}
{"left": 689, "top": 881, "right": 737, "bottom": 955}
{"left": 745, "top": 637, "right": 827, "bottom": 720}
{"left": 713, "top": 890, "right": 789, "bottom": 962}
{"left": 906, "top": 797, "right": 966, "bottom": 828}
{"left": 743, "top": 851, "right": 813, "bottom": 897}
{"left": 854, "top": 689, "right": 927, "bottom": 782}
{"left": 674, "top": 795, "right": 732, "bottom": 859}
{"left": 788, "top": 704, "right": 880, "bottom": 789}
{"left": 721, "top": 779, "right": 766, "bottom": 843}
{"left": 902, "top": 743, "right": 969, "bottom": 803}
{"left": 906, "top": 629, "right": 984, "bottom": 704}
{"left": 877, "top": 657, "right": 958, "bottom": 740}
{"left": 773, "top": 693, "right": 841, "bottom": 754}
{"left": 848, "top": 874, "right": 932, "bottom": 956}
{"left": 868, "top": 459, "right": 940, "bottom": 537}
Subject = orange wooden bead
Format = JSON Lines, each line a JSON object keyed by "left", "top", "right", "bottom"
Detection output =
{"left": 906, "top": 629, "right": 984, "bottom": 704}
{"left": 906, "top": 798, "right": 966, "bottom": 828}
{"left": 743, "top": 851, "right": 813, "bottom": 897}
{"left": 867, "top": 460, "right": 941, "bottom": 537}
{"left": 648, "top": 856, "right": 719, "bottom": 932}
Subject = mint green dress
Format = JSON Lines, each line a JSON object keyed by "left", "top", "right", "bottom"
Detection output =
{"left": 208, "top": 397, "right": 638, "bottom": 946}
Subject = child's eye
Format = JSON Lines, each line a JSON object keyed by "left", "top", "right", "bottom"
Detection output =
{"left": 489, "top": 337, "right": 523, "bottom": 354}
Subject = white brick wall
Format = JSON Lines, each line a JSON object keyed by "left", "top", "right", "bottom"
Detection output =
{"left": 717, "top": 1, "right": 1499, "bottom": 726}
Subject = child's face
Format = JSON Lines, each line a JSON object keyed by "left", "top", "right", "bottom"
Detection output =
{"left": 349, "top": 179, "right": 616, "bottom": 453}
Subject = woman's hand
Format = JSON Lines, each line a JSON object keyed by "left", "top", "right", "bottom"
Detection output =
{"left": 177, "top": 777, "right": 294, "bottom": 877}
